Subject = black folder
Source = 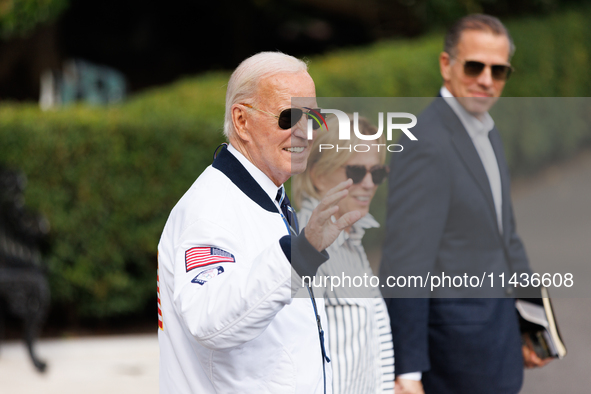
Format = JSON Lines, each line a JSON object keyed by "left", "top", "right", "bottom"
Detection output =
{"left": 516, "top": 287, "right": 567, "bottom": 360}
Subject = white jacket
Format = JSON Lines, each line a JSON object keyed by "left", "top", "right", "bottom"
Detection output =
{"left": 158, "top": 145, "right": 332, "bottom": 393}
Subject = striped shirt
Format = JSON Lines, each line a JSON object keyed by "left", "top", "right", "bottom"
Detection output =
{"left": 299, "top": 196, "right": 395, "bottom": 394}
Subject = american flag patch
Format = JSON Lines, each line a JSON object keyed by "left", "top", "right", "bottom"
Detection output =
{"left": 185, "top": 247, "right": 235, "bottom": 272}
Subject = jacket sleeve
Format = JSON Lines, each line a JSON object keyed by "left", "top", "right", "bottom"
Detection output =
{"left": 166, "top": 218, "right": 327, "bottom": 351}
{"left": 506, "top": 203, "right": 532, "bottom": 275}
{"left": 379, "top": 137, "right": 451, "bottom": 375}
{"left": 168, "top": 218, "right": 293, "bottom": 350}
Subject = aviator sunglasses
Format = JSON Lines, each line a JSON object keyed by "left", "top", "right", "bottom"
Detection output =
{"left": 241, "top": 103, "right": 324, "bottom": 130}
{"left": 345, "top": 165, "right": 389, "bottom": 185}
{"left": 461, "top": 60, "right": 514, "bottom": 81}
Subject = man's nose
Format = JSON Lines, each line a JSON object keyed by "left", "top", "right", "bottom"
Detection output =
{"left": 292, "top": 112, "right": 309, "bottom": 138}
{"left": 477, "top": 65, "right": 494, "bottom": 88}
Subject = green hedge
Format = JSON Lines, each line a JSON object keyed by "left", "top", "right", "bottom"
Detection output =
{"left": 0, "top": 0, "right": 69, "bottom": 38}
{"left": 0, "top": 75, "right": 227, "bottom": 317}
{"left": 1, "top": 7, "right": 590, "bottom": 319}
{"left": 310, "top": 8, "right": 591, "bottom": 98}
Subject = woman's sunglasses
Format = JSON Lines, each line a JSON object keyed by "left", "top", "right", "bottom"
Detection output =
{"left": 241, "top": 103, "right": 324, "bottom": 130}
{"left": 461, "top": 60, "right": 514, "bottom": 81}
{"left": 345, "top": 165, "right": 389, "bottom": 185}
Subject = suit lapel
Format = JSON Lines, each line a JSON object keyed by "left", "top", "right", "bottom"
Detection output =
{"left": 435, "top": 100, "right": 498, "bottom": 222}
{"left": 437, "top": 101, "right": 497, "bottom": 210}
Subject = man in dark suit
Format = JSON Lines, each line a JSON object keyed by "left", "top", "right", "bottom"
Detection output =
{"left": 379, "top": 14, "right": 551, "bottom": 394}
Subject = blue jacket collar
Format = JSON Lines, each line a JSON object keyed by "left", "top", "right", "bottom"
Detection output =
{"left": 212, "top": 145, "right": 278, "bottom": 213}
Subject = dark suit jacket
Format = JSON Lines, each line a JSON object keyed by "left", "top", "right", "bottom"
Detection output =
{"left": 379, "top": 98, "right": 532, "bottom": 394}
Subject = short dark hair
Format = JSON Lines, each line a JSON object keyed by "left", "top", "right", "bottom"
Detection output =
{"left": 444, "top": 14, "right": 515, "bottom": 60}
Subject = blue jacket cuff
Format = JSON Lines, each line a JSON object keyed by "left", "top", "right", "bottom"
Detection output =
{"left": 279, "top": 227, "right": 329, "bottom": 278}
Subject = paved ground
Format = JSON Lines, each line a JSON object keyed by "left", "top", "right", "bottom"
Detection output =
{"left": 1, "top": 151, "right": 590, "bottom": 393}
{"left": 513, "top": 151, "right": 591, "bottom": 394}
{"left": 0, "top": 335, "right": 158, "bottom": 394}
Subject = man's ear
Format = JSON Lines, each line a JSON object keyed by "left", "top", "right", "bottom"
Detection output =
{"left": 439, "top": 51, "right": 452, "bottom": 82}
{"left": 232, "top": 104, "right": 251, "bottom": 142}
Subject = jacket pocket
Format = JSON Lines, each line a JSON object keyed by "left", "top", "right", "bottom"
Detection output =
{"left": 211, "top": 342, "right": 296, "bottom": 393}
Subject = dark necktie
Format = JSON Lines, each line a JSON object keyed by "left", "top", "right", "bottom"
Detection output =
{"left": 276, "top": 187, "right": 299, "bottom": 234}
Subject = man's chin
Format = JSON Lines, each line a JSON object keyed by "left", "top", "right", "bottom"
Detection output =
{"left": 458, "top": 96, "right": 498, "bottom": 115}
{"left": 291, "top": 161, "right": 308, "bottom": 176}
{"left": 289, "top": 150, "right": 311, "bottom": 175}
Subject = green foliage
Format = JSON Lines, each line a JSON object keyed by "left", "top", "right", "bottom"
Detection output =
{"left": 309, "top": 7, "right": 591, "bottom": 173}
{"left": 415, "top": 0, "right": 562, "bottom": 29}
{"left": 1, "top": 8, "right": 591, "bottom": 319}
{"left": 503, "top": 9, "right": 591, "bottom": 97}
{"left": 309, "top": 7, "right": 591, "bottom": 99}
{"left": 310, "top": 37, "right": 443, "bottom": 97}
{"left": 0, "top": 73, "right": 228, "bottom": 318}
{"left": 0, "top": 0, "right": 69, "bottom": 38}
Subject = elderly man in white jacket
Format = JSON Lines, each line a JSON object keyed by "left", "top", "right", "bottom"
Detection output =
{"left": 157, "top": 52, "right": 361, "bottom": 393}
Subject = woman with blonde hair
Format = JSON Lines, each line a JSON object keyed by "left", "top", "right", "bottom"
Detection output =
{"left": 293, "top": 114, "right": 394, "bottom": 393}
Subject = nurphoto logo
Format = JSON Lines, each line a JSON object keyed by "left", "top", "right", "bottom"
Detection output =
{"left": 306, "top": 109, "right": 418, "bottom": 152}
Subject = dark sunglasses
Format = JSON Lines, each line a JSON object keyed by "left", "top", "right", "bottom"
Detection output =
{"left": 462, "top": 60, "right": 514, "bottom": 81}
{"left": 242, "top": 104, "right": 323, "bottom": 130}
{"left": 345, "top": 165, "right": 389, "bottom": 185}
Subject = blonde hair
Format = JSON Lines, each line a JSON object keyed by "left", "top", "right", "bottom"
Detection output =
{"left": 292, "top": 114, "right": 387, "bottom": 208}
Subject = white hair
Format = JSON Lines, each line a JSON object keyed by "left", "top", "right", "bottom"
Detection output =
{"left": 223, "top": 52, "right": 308, "bottom": 140}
